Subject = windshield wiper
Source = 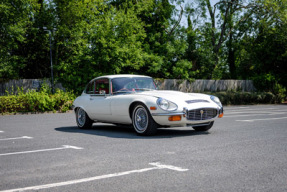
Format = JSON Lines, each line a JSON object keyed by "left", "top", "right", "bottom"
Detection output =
{"left": 113, "top": 88, "right": 155, "bottom": 94}
{"left": 134, "top": 88, "right": 155, "bottom": 91}
{"left": 113, "top": 90, "right": 133, "bottom": 94}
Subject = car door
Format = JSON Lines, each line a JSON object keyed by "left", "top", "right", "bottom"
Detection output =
{"left": 85, "top": 78, "right": 112, "bottom": 120}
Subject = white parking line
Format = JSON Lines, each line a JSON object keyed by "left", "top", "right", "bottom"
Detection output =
{"left": 236, "top": 117, "right": 287, "bottom": 122}
{"left": 225, "top": 112, "right": 287, "bottom": 118}
{"left": 0, "top": 162, "right": 188, "bottom": 192}
{"left": 0, "top": 145, "right": 83, "bottom": 157}
{"left": 228, "top": 109, "right": 287, "bottom": 114}
{"left": 149, "top": 162, "right": 189, "bottom": 171}
{"left": 226, "top": 109, "right": 284, "bottom": 115}
{"left": 226, "top": 107, "right": 250, "bottom": 110}
{"left": 0, "top": 131, "right": 4, "bottom": 133}
{"left": 226, "top": 107, "right": 276, "bottom": 112}
{"left": 0, "top": 136, "right": 33, "bottom": 141}
{"left": 226, "top": 111, "right": 273, "bottom": 115}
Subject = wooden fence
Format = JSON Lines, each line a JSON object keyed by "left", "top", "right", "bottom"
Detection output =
{"left": 155, "top": 79, "right": 256, "bottom": 93}
{"left": 0, "top": 79, "right": 65, "bottom": 96}
{"left": 0, "top": 79, "right": 256, "bottom": 96}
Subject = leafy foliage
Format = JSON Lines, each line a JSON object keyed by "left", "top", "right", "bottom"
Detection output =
{"left": 0, "top": 85, "right": 75, "bottom": 114}
{"left": 0, "top": 0, "right": 286, "bottom": 99}
{"left": 0, "top": 0, "right": 40, "bottom": 79}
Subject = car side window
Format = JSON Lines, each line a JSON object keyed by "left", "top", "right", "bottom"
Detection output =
{"left": 85, "top": 81, "right": 95, "bottom": 94}
{"left": 95, "top": 78, "right": 109, "bottom": 94}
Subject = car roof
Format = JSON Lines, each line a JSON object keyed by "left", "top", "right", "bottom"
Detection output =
{"left": 93, "top": 74, "right": 152, "bottom": 80}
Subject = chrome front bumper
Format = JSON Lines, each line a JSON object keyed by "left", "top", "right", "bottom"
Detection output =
{"left": 151, "top": 107, "right": 223, "bottom": 127}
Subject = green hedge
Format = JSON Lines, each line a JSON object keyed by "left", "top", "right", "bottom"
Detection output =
{"left": 0, "top": 88, "right": 284, "bottom": 114}
{"left": 209, "top": 91, "right": 284, "bottom": 105}
{"left": 0, "top": 85, "right": 75, "bottom": 114}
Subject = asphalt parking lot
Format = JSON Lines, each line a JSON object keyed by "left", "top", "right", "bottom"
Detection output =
{"left": 0, "top": 105, "right": 287, "bottom": 192}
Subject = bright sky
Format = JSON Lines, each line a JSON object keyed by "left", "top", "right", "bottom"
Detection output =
{"left": 176, "top": 0, "right": 218, "bottom": 27}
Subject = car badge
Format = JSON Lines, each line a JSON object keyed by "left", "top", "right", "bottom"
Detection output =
{"left": 200, "top": 110, "right": 204, "bottom": 120}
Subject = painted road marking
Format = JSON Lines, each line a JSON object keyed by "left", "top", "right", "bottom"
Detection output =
{"left": 0, "top": 145, "right": 83, "bottom": 157}
{"left": 0, "top": 162, "right": 188, "bottom": 192}
{"left": 0, "top": 136, "right": 33, "bottom": 141}
{"left": 149, "top": 162, "right": 189, "bottom": 171}
{"left": 226, "top": 110, "right": 287, "bottom": 114}
{"left": 225, "top": 107, "right": 250, "bottom": 110}
{"left": 226, "top": 108, "right": 276, "bottom": 112}
{"left": 0, "top": 131, "right": 4, "bottom": 133}
{"left": 225, "top": 112, "right": 287, "bottom": 118}
{"left": 236, "top": 117, "right": 287, "bottom": 122}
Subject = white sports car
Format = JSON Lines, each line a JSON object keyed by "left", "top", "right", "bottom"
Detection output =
{"left": 72, "top": 74, "right": 224, "bottom": 135}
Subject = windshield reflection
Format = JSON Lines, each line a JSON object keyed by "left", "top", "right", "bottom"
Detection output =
{"left": 111, "top": 77, "right": 157, "bottom": 94}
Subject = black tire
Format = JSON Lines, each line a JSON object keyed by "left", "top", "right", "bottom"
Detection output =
{"left": 193, "top": 121, "right": 214, "bottom": 132}
{"left": 132, "top": 104, "right": 157, "bottom": 136}
{"left": 76, "top": 108, "right": 93, "bottom": 129}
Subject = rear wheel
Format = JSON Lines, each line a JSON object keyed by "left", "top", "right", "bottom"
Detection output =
{"left": 76, "top": 108, "right": 93, "bottom": 129}
{"left": 193, "top": 121, "right": 214, "bottom": 132}
{"left": 132, "top": 104, "right": 157, "bottom": 136}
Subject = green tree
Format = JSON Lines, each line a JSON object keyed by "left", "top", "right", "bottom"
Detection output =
{"left": 237, "top": 0, "right": 287, "bottom": 93}
{"left": 185, "top": 0, "right": 263, "bottom": 79}
{"left": 0, "top": 0, "right": 40, "bottom": 80}
{"left": 53, "top": 0, "right": 150, "bottom": 92}
{"left": 135, "top": 0, "right": 194, "bottom": 79}
{"left": 18, "top": 0, "right": 56, "bottom": 79}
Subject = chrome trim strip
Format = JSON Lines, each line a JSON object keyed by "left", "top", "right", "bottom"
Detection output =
{"left": 152, "top": 112, "right": 185, "bottom": 116}
{"left": 190, "top": 122, "right": 212, "bottom": 127}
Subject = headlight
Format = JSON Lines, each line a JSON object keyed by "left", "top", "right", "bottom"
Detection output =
{"left": 210, "top": 96, "right": 222, "bottom": 107}
{"left": 157, "top": 98, "right": 178, "bottom": 111}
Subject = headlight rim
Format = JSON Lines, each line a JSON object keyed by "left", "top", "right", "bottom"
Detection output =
{"left": 210, "top": 95, "right": 222, "bottom": 107}
{"left": 156, "top": 97, "right": 178, "bottom": 111}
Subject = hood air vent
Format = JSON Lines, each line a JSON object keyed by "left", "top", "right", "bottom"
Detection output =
{"left": 185, "top": 100, "right": 209, "bottom": 104}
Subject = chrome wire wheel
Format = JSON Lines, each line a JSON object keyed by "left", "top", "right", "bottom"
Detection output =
{"left": 133, "top": 106, "right": 148, "bottom": 133}
{"left": 77, "top": 108, "right": 86, "bottom": 127}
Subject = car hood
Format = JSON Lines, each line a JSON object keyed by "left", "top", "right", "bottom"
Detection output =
{"left": 136, "top": 90, "right": 219, "bottom": 110}
{"left": 136, "top": 90, "right": 210, "bottom": 102}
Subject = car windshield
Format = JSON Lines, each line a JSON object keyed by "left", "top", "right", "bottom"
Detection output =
{"left": 111, "top": 77, "right": 157, "bottom": 94}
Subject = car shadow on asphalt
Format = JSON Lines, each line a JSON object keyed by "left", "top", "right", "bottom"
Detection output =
{"left": 55, "top": 124, "right": 210, "bottom": 139}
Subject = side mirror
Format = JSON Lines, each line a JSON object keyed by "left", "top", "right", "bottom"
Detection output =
{"left": 100, "top": 90, "right": 106, "bottom": 95}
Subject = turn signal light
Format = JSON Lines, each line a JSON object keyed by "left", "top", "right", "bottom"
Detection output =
{"left": 150, "top": 106, "right": 157, "bottom": 110}
{"left": 168, "top": 115, "right": 181, "bottom": 121}
{"left": 218, "top": 113, "right": 224, "bottom": 118}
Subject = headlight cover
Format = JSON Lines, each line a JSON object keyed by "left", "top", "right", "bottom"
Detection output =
{"left": 210, "top": 95, "right": 222, "bottom": 107}
{"left": 157, "top": 98, "right": 178, "bottom": 111}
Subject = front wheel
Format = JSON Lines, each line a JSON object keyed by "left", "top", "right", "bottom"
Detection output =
{"left": 132, "top": 104, "right": 157, "bottom": 136}
{"left": 193, "top": 121, "right": 214, "bottom": 132}
{"left": 76, "top": 108, "right": 93, "bottom": 129}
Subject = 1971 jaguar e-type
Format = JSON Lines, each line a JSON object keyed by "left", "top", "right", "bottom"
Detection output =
{"left": 72, "top": 74, "right": 224, "bottom": 135}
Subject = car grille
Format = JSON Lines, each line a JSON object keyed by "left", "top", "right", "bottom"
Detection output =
{"left": 186, "top": 108, "right": 218, "bottom": 121}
